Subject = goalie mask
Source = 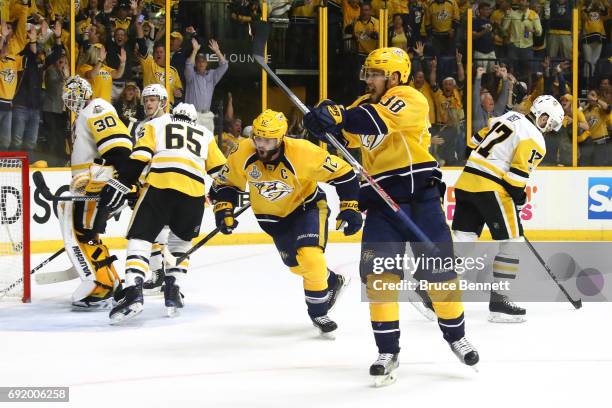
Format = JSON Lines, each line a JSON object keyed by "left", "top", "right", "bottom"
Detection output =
{"left": 62, "top": 75, "right": 93, "bottom": 114}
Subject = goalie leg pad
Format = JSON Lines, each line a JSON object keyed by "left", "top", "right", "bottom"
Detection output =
{"left": 59, "top": 202, "right": 120, "bottom": 305}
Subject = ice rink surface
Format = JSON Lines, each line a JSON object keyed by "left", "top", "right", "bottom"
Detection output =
{"left": 1, "top": 243, "right": 610, "bottom": 408}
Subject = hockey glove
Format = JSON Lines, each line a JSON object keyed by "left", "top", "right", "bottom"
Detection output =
{"left": 303, "top": 100, "right": 345, "bottom": 141}
{"left": 99, "top": 178, "right": 131, "bottom": 213}
{"left": 214, "top": 202, "right": 238, "bottom": 234}
{"left": 336, "top": 200, "right": 363, "bottom": 236}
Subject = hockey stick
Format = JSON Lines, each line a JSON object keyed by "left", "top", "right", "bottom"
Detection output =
{"left": 0, "top": 201, "right": 129, "bottom": 298}
{"left": 35, "top": 266, "right": 80, "bottom": 285}
{"left": 0, "top": 247, "right": 65, "bottom": 299}
{"left": 524, "top": 236, "right": 582, "bottom": 309}
{"left": 33, "top": 171, "right": 99, "bottom": 202}
{"left": 163, "top": 203, "right": 252, "bottom": 267}
{"left": 251, "top": 22, "right": 435, "bottom": 251}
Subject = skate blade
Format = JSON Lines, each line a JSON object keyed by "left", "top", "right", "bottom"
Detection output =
{"left": 373, "top": 372, "right": 397, "bottom": 387}
{"left": 109, "top": 303, "right": 144, "bottom": 325}
{"left": 328, "top": 274, "right": 351, "bottom": 313}
{"left": 318, "top": 330, "right": 336, "bottom": 340}
{"left": 71, "top": 299, "right": 113, "bottom": 311}
{"left": 409, "top": 301, "right": 437, "bottom": 321}
{"left": 143, "top": 288, "right": 164, "bottom": 297}
{"left": 488, "top": 312, "right": 526, "bottom": 323}
{"left": 166, "top": 306, "right": 181, "bottom": 317}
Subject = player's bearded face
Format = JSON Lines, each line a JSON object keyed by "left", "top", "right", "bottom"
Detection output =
{"left": 362, "top": 69, "right": 387, "bottom": 103}
{"left": 253, "top": 136, "right": 281, "bottom": 162}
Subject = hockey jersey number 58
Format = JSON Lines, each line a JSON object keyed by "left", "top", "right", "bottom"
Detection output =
{"left": 130, "top": 115, "right": 226, "bottom": 197}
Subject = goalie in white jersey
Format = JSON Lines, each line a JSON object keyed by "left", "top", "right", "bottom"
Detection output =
{"left": 452, "top": 95, "right": 564, "bottom": 322}
{"left": 60, "top": 75, "right": 132, "bottom": 309}
{"left": 97, "top": 103, "right": 226, "bottom": 323}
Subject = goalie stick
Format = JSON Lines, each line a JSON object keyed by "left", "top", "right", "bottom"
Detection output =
{"left": 0, "top": 199, "right": 128, "bottom": 298}
{"left": 33, "top": 171, "right": 99, "bottom": 202}
{"left": 524, "top": 236, "right": 582, "bottom": 309}
{"left": 251, "top": 22, "right": 435, "bottom": 251}
{"left": 163, "top": 204, "right": 252, "bottom": 267}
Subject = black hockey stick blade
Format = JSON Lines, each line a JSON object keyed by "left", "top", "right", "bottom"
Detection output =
{"left": 252, "top": 20, "right": 270, "bottom": 59}
{"left": 524, "top": 237, "right": 582, "bottom": 309}
{"left": 32, "top": 171, "right": 55, "bottom": 201}
{"left": 32, "top": 171, "right": 99, "bottom": 202}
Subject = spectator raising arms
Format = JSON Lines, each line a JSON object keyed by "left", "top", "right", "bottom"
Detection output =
{"left": 78, "top": 43, "right": 126, "bottom": 102}
{"left": 184, "top": 37, "right": 228, "bottom": 133}
{"left": 135, "top": 15, "right": 183, "bottom": 106}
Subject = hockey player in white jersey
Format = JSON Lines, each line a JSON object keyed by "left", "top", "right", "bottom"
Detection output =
{"left": 133, "top": 84, "right": 171, "bottom": 295}
{"left": 60, "top": 75, "right": 133, "bottom": 309}
{"left": 452, "top": 95, "right": 564, "bottom": 322}
{"left": 98, "top": 103, "right": 226, "bottom": 323}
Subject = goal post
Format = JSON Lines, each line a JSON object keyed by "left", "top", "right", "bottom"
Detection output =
{"left": 0, "top": 152, "right": 30, "bottom": 303}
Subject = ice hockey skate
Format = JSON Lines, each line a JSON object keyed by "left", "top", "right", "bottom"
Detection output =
{"left": 449, "top": 337, "right": 479, "bottom": 370}
{"left": 311, "top": 315, "right": 338, "bottom": 339}
{"left": 163, "top": 276, "right": 184, "bottom": 317}
{"left": 109, "top": 280, "right": 144, "bottom": 324}
{"left": 489, "top": 291, "right": 526, "bottom": 323}
{"left": 370, "top": 353, "right": 399, "bottom": 387}
{"left": 327, "top": 269, "right": 350, "bottom": 312}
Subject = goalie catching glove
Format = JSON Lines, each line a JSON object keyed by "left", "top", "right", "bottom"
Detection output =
{"left": 214, "top": 202, "right": 238, "bottom": 234}
{"left": 336, "top": 200, "right": 362, "bottom": 236}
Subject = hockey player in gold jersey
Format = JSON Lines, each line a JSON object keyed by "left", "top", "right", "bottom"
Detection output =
{"left": 99, "top": 103, "right": 226, "bottom": 323}
{"left": 210, "top": 109, "right": 362, "bottom": 336}
{"left": 303, "top": 47, "right": 478, "bottom": 385}
{"left": 60, "top": 75, "right": 132, "bottom": 309}
{"left": 453, "top": 95, "right": 564, "bottom": 323}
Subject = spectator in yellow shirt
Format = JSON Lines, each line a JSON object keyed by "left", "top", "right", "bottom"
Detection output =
{"left": 135, "top": 19, "right": 183, "bottom": 105}
{"left": 352, "top": 2, "right": 379, "bottom": 55}
{"left": 78, "top": 44, "right": 126, "bottom": 102}
{"left": 580, "top": 89, "right": 612, "bottom": 166}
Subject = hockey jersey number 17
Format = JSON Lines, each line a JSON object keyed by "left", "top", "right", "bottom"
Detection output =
{"left": 456, "top": 111, "right": 547, "bottom": 194}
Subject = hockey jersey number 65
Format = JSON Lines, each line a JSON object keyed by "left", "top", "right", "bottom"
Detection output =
{"left": 130, "top": 115, "right": 226, "bottom": 197}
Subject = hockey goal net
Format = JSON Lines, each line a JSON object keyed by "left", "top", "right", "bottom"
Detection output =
{"left": 0, "top": 152, "right": 30, "bottom": 302}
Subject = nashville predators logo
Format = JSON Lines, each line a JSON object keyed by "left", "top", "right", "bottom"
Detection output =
{"left": 360, "top": 133, "right": 387, "bottom": 151}
{"left": 436, "top": 10, "right": 450, "bottom": 21}
{"left": 0, "top": 69, "right": 16, "bottom": 84}
{"left": 252, "top": 180, "right": 293, "bottom": 201}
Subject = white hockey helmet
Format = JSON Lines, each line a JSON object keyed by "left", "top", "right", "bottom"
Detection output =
{"left": 172, "top": 103, "right": 198, "bottom": 125}
{"left": 530, "top": 95, "right": 565, "bottom": 133}
{"left": 62, "top": 75, "right": 93, "bottom": 113}
{"left": 141, "top": 84, "right": 168, "bottom": 106}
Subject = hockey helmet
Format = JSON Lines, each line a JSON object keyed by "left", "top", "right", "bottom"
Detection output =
{"left": 360, "top": 47, "right": 411, "bottom": 84}
{"left": 141, "top": 84, "right": 168, "bottom": 108}
{"left": 62, "top": 75, "right": 93, "bottom": 113}
{"left": 530, "top": 95, "right": 565, "bottom": 133}
{"left": 172, "top": 102, "right": 198, "bottom": 125}
{"left": 252, "top": 109, "right": 288, "bottom": 141}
